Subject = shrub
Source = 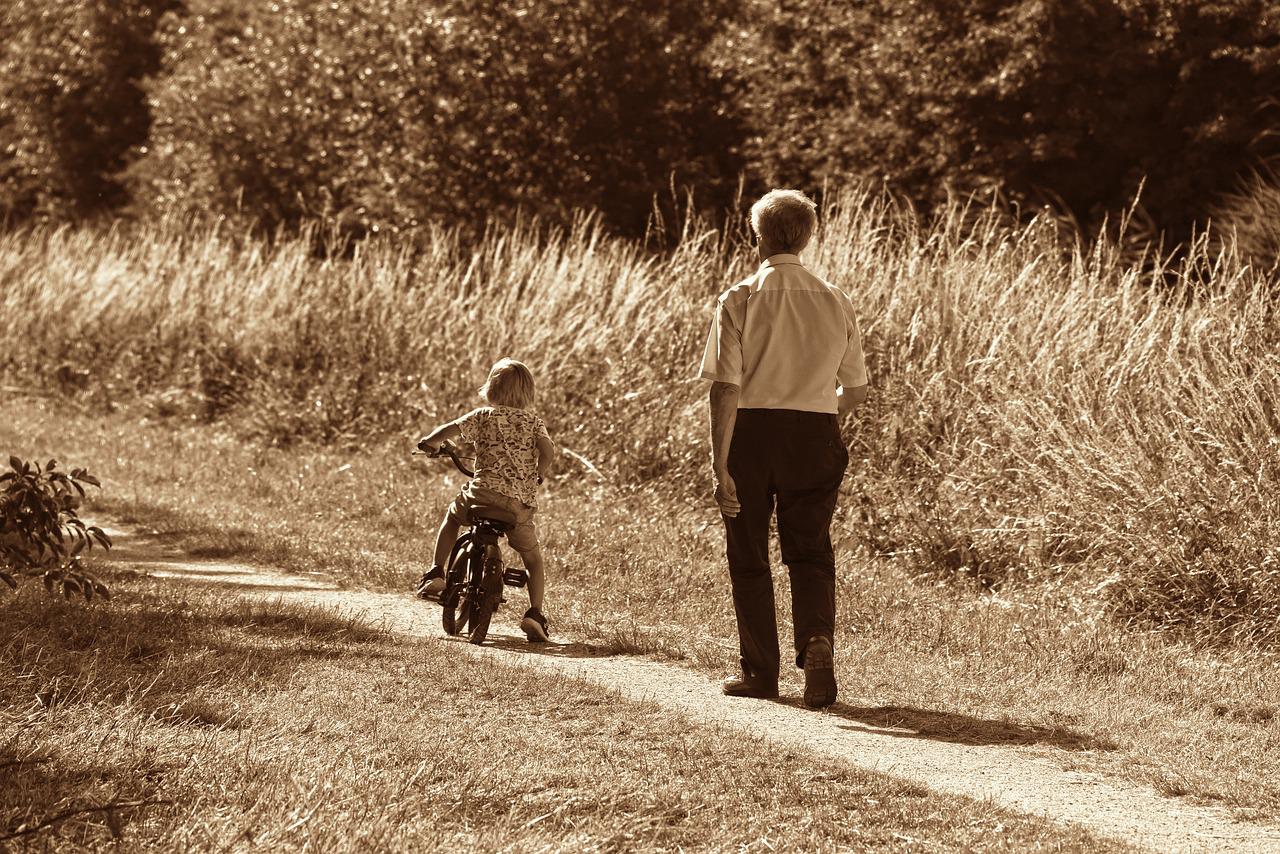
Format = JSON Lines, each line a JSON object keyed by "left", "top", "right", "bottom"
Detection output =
{"left": 0, "top": 457, "right": 112, "bottom": 599}
{"left": 0, "top": 0, "right": 176, "bottom": 223}
{"left": 727, "top": 0, "right": 1280, "bottom": 241}
{"left": 132, "top": 0, "right": 744, "bottom": 237}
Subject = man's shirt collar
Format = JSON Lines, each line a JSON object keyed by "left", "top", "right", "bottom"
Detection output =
{"left": 760, "top": 253, "right": 803, "bottom": 270}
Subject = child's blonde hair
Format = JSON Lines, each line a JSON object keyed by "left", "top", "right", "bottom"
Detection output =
{"left": 480, "top": 358, "right": 536, "bottom": 408}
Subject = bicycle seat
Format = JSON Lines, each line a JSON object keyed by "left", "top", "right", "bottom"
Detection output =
{"left": 467, "top": 505, "right": 516, "bottom": 530}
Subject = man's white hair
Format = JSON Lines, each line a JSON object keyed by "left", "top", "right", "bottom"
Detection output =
{"left": 750, "top": 189, "right": 818, "bottom": 253}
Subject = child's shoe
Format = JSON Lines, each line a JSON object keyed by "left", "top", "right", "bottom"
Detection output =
{"left": 519, "top": 607, "right": 551, "bottom": 643}
{"left": 415, "top": 566, "right": 446, "bottom": 601}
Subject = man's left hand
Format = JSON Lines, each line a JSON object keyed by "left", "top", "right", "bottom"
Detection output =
{"left": 714, "top": 471, "right": 741, "bottom": 518}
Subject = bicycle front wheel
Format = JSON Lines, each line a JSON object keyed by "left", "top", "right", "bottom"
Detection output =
{"left": 441, "top": 540, "right": 477, "bottom": 636}
{"left": 467, "top": 548, "right": 505, "bottom": 646}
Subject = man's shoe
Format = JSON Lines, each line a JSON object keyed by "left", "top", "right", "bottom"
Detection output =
{"left": 802, "top": 636, "right": 838, "bottom": 708}
{"left": 520, "top": 607, "right": 551, "bottom": 643}
{"left": 415, "top": 566, "right": 445, "bottom": 601}
{"left": 721, "top": 675, "right": 779, "bottom": 699}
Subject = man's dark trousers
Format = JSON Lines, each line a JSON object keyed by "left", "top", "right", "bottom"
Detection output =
{"left": 724, "top": 408, "right": 849, "bottom": 683}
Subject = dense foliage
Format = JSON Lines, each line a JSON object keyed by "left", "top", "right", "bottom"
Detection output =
{"left": 731, "top": 0, "right": 1280, "bottom": 239}
{"left": 3, "top": 0, "right": 1279, "bottom": 240}
{"left": 0, "top": 0, "right": 176, "bottom": 223}
{"left": 133, "top": 0, "right": 742, "bottom": 237}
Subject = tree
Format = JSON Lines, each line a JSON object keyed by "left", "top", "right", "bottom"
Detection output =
{"left": 729, "top": 0, "right": 1280, "bottom": 240}
{"left": 133, "top": 0, "right": 744, "bottom": 237}
{"left": 0, "top": 0, "right": 178, "bottom": 223}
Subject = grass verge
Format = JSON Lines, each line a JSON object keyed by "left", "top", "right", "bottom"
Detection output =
{"left": 0, "top": 572, "right": 1128, "bottom": 851}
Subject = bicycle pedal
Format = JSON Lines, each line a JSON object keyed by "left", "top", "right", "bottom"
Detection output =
{"left": 503, "top": 567, "right": 528, "bottom": 588}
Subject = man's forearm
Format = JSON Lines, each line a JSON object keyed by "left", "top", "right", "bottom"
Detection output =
{"left": 709, "top": 381, "right": 740, "bottom": 474}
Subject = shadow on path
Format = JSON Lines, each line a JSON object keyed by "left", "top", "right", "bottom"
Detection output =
{"left": 150, "top": 579, "right": 337, "bottom": 595}
{"left": 771, "top": 698, "right": 1112, "bottom": 751}
{"left": 445, "top": 630, "right": 617, "bottom": 660}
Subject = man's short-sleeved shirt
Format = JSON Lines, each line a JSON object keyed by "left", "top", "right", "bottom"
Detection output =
{"left": 456, "top": 405, "right": 550, "bottom": 508}
{"left": 699, "top": 254, "right": 867, "bottom": 414}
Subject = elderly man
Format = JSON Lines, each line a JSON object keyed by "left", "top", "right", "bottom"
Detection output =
{"left": 699, "top": 189, "right": 868, "bottom": 708}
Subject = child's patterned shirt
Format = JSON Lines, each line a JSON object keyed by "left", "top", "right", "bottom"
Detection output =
{"left": 456, "top": 406, "right": 550, "bottom": 508}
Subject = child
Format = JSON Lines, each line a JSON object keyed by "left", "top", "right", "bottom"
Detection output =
{"left": 416, "top": 358, "right": 555, "bottom": 642}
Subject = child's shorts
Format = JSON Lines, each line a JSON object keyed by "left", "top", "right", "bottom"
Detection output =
{"left": 448, "top": 482, "right": 540, "bottom": 556}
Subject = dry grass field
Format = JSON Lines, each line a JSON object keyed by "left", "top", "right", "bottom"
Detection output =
{"left": 3, "top": 189, "right": 1280, "bottom": 843}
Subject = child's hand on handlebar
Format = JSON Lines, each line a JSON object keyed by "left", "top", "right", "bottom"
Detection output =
{"left": 416, "top": 436, "right": 439, "bottom": 454}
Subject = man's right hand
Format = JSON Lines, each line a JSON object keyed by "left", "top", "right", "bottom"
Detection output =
{"left": 837, "top": 383, "right": 869, "bottom": 415}
{"left": 714, "top": 470, "right": 741, "bottom": 518}
{"left": 417, "top": 437, "right": 437, "bottom": 453}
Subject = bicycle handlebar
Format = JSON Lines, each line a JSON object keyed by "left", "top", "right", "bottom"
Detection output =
{"left": 415, "top": 440, "right": 475, "bottom": 478}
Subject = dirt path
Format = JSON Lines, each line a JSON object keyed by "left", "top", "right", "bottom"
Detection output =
{"left": 104, "top": 525, "right": 1280, "bottom": 854}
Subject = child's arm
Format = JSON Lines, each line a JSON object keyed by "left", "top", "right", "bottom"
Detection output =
{"left": 535, "top": 433, "right": 556, "bottom": 481}
{"left": 418, "top": 419, "right": 463, "bottom": 452}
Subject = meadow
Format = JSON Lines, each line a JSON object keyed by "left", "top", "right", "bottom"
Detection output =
{"left": 3, "top": 189, "right": 1280, "bottom": 830}
{"left": 3, "top": 188, "right": 1279, "bottom": 642}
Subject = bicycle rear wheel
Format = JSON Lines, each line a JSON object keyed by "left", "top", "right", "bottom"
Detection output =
{"left": 441, "top": 540, "right": 477, "bottom": 636}
{"left": 467, "top": 548, "right": 505, "bottom": 646}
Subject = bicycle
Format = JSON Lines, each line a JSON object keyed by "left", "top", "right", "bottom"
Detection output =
{"left": 414, "top": 440, "right": 529, "bottom": 646}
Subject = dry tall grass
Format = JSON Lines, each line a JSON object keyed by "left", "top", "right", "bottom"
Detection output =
{"left": 1211, "top": 167, "right": 1280, "bottom": 276}
{"left": 3, "top": 189, "right": 1278, "bottom": 644}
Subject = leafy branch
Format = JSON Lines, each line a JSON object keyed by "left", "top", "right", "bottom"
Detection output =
{"left": 0, "top": 456, "right": 112, "bottom": 599}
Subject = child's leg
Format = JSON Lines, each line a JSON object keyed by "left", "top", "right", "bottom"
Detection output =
{"left": 521, "top": 546, "right": 546, "bottom": 611}
{"left": 515, "top": 543, "right": 550, "bottom": 642}
{"left": 506, "top": 515, "right": 545, "bottom": 610}
{"left": 433, "top": 511, "right": 461, "bottom": 571}
{"left": 417, "top": 507, "right": 462, "bottom": 599}
{"left": 501, "top": 505, "right": 549, "bottom": 640}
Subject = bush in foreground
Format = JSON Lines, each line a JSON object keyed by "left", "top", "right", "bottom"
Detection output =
{"left": 0, "top": 457, "right": 111, "bottom": 599}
